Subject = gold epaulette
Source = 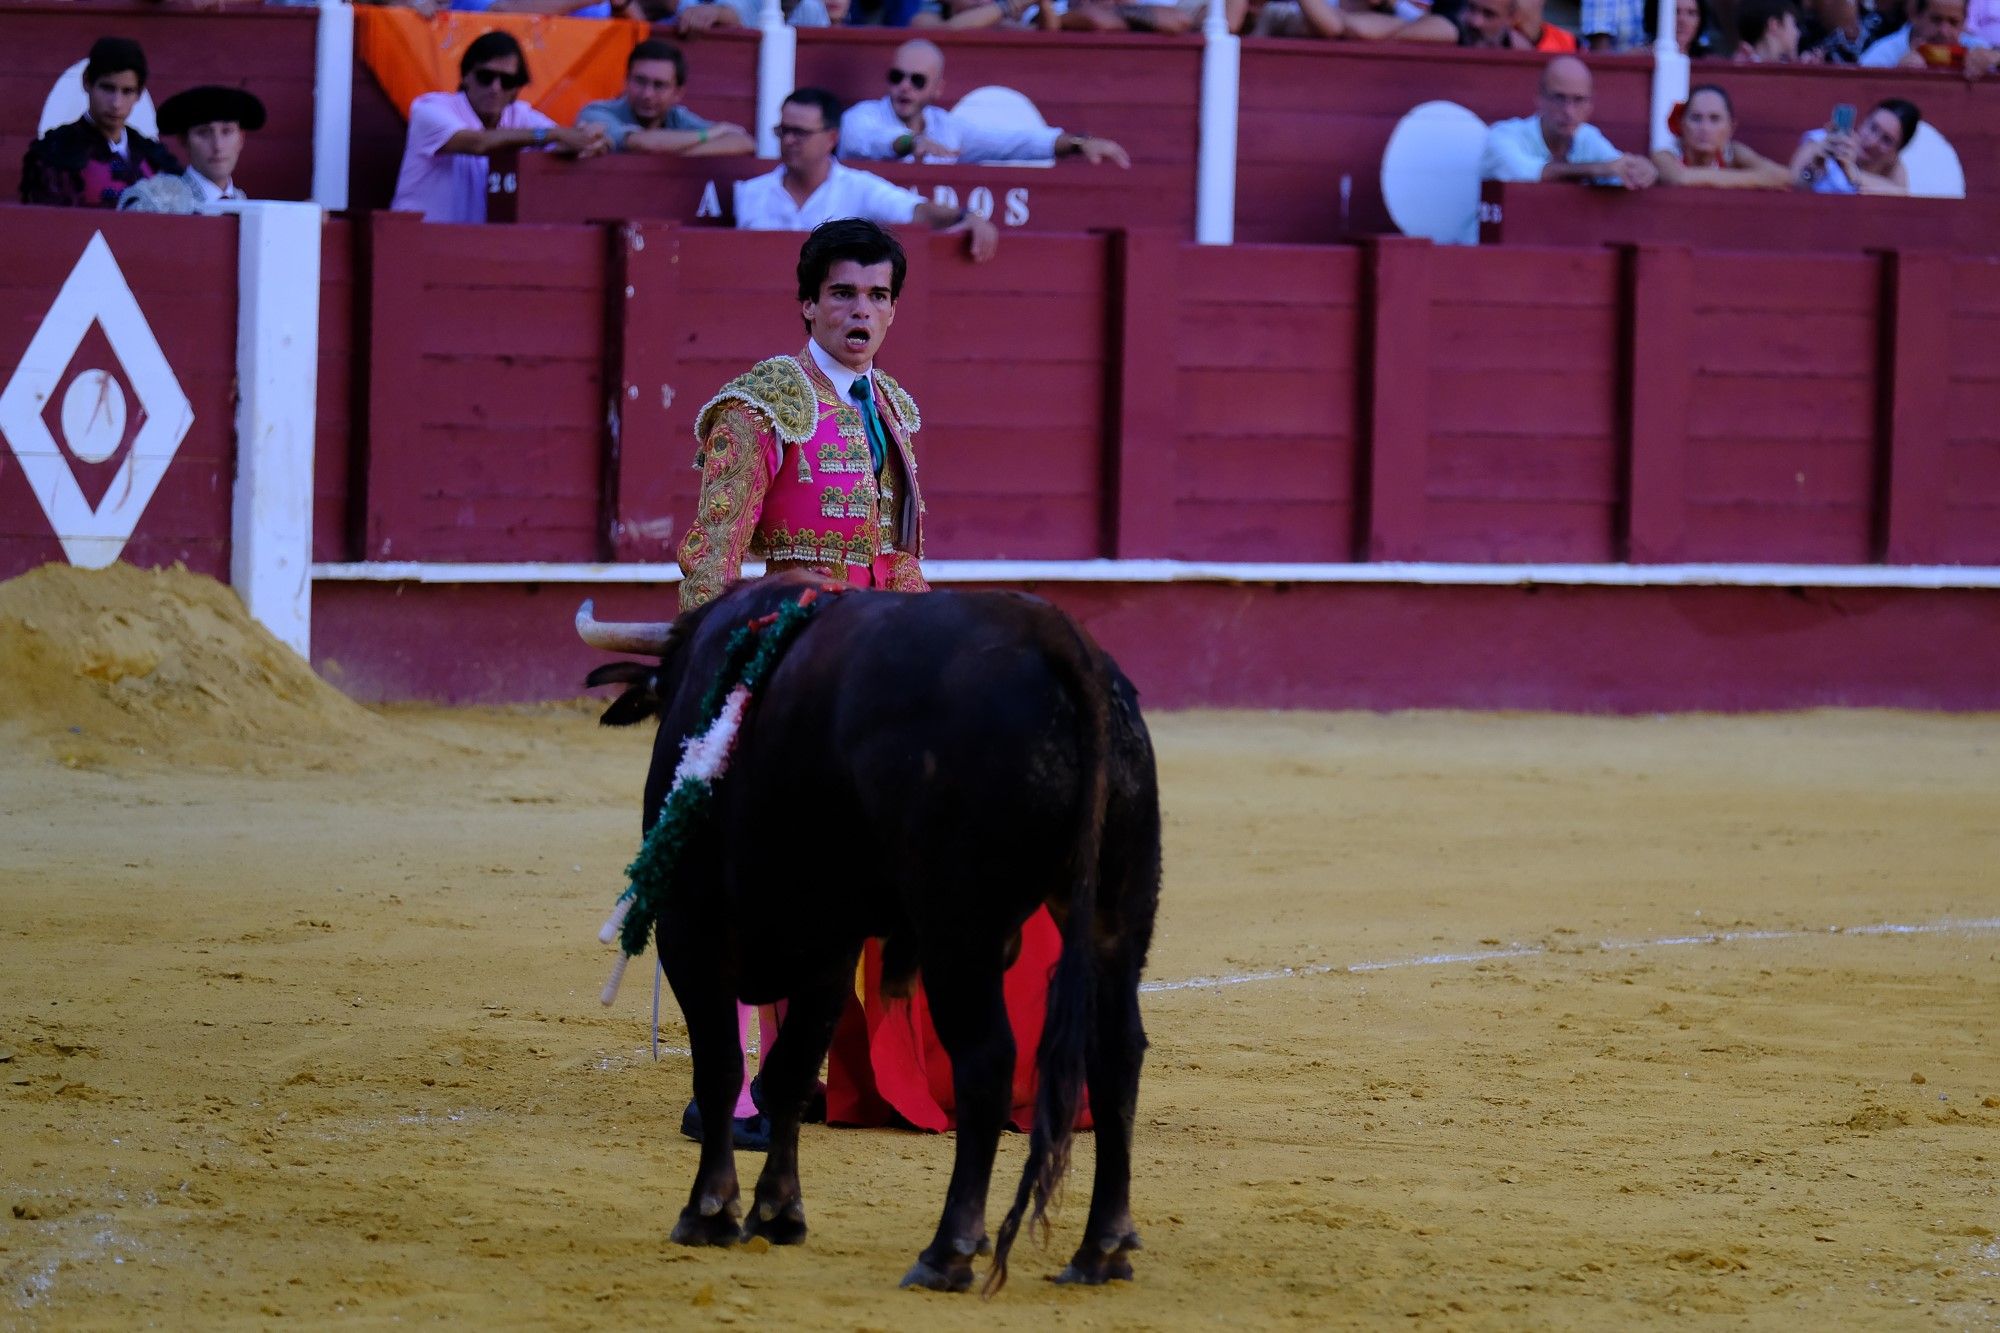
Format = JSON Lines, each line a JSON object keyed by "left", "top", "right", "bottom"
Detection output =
{"left": 873, "top": 369, "right": 922, "bottom": 438}
{"left": 692, "top": 356, "right": 817, "bottom": 466}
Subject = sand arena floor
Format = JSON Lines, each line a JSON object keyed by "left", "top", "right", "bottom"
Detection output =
{"left": 3, "top": 591, "right": 1999, "bottom": 1327}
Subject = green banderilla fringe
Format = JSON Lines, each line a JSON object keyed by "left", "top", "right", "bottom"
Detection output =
{"left": 613, "top": 590, "right": 834, "bottom": 959}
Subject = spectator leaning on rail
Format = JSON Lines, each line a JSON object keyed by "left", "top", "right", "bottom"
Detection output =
{"left": 390, "top": 31, "right": 609, "bottom": 223}
{"left": 839, "top": 41, "right": 1131, "bottom": 168}
{"left": 1860, "top": 0, "right": 1997, "bottom": 74}
{"left": 672, "top": 0, "right": 849, "bottom": 35}
{"left": 576, "top": 41, "right": 753, "bottom": 156}
{"left": 734, "top": 89, "right": 999, "bottom": 260}
{"left": 1650, "top": 85, "right": 1793, "bottom": 189}
{"left": 116, "top": 86, "right": 266, "bottom": 215}
{"left": 19, "top": 37, "right": 179, "bottom": 208}
{"left": 1791, "top": 96, "right": 1920, "bottom": 193}
{"left": 1480, "top": 56, "right": 1658, "bottom": 190}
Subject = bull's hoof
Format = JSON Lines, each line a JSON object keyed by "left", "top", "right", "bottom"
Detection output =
{"left": 669, "top": 1200, "right": 743, "bottom": 1247}
{"left": 898, "top": 1256, "right": 975, "bottom": 1293}
{"left": 1051, "top": 1231, "right": 1142, "bottom": 1285}
{"left": 743, "top": 1197, "right": 808, "bottom": 1246}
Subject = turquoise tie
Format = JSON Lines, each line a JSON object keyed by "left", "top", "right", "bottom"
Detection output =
{"left": 849, "top": 376, "right": 888, "bottom": 474}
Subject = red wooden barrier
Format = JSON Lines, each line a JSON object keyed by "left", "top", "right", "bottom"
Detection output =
{"left": 329, "top": 223, "right": 2000, "bottom": 571}
{"left": 484, "top": 147, "right": 1190, "bottom": 233}
{"left": 1481, "top": 182, "right": 2000, "bottom": 252}
{"left": 316, "top": 218, "right": 358, "bottom": 564}
{"left": 0, "top": 4, "right": 319, "bottom": 204}
{"left": 0, "top": 211, "right": 239, "bottom": 579}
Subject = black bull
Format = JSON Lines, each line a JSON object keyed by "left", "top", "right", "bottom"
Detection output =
{"left": 577, "top": 572, "right": 1162, "bottom": 1293}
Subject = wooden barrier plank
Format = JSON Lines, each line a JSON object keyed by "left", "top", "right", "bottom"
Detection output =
{"left": 1877, "top": 250, "right": 1951, "bottom": 565}
{"left": 361, "top": 211, "right": 427, "bottom": 560}
{"left": 1109, "top": 230, "right": 1177, "bottom": 560}
{"left": 1624, "top": 244, "right": 1692, "bottom": 563}
{"left": 608, "top": 221, "right": 686, "bottom": 562}
{"left": 1362, "top": 236, "right": 1431, "bottom": 561}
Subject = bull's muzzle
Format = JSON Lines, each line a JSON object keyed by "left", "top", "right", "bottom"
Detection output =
{"left": 575, "top": 599, "right": 677, "bottom": 656}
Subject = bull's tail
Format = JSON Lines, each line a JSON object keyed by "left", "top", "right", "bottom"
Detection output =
{"left": 985, "top": 623, "right": 1111, "bottom": 1296}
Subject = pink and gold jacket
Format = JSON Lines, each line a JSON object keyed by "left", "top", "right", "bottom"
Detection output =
{"left": 676, "top": 349, "right": 928, "bottom": 612}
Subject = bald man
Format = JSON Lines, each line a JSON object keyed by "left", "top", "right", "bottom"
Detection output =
{"left": 839, "top": 39, "right": 1131, "bottom": 166}
{"left": 1479, "top": 55, "right": 1657, "bottom": 189}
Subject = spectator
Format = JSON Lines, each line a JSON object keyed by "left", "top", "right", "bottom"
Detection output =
{"left": 1223, "top": 0, "right": 1446, "bottom": 39}
{"left": 576, "top": 41, "right": 753, "bottom": 155}
{"left": 1970, "top": 0, "right": 2000, "bottom": 42}
{"left": 1790, "top": 96, "right": 1919, "bottom": 192}
{"left": 19, "top": 38, "right": 179, "bottom": 208}
{"left": 1480, "top": 55, "right": 1658, "bottom": 189}
{"left": 1060, "top": 0, "right": 1199, "bottom": 32}
{"left": 1860, "top": 0, "right": 1997, "bottom": 70}
{"left": 839, "top": 40, "right": 1131, "bottom": 167}
{"left": 389, "top": 31, "right": 609, "bottom": 223}
{"left": 1638, "top": 0, "right": 1720, "bottom": 54}
{"left": 1650, "top": 84, "right": 1792, "bottom": 187}
{"left": 1514, "top": 0, "right": 1581, "bottom": 49}
{"left": 734, "top": 88, "right": 999, "bottom": 260}
{"left": 1582, "top": 0, "right": 1647, "bottom": 50}
{"left": 117, "top": 86, "right": 266, "bottom": 214}
{"left": 1801, "top": 0, "right": 1895, "bottom": 61}
{"left": 674, "top": 0, "right": 840, "bottom": 34}
{"left": 1416, "top": 0, "right": 1539, "bottom": 47}
{"left": 1734, "top": 0, "right": 1804, "bottom": 57}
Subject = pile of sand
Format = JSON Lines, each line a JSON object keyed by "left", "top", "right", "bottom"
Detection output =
{"left": 0, "top": 562, "right": 392, "bottom": 769}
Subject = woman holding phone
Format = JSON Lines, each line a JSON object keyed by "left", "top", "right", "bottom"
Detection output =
{"left": 1652, "top": 85, "right": 1793, "bottom": 187}
{"left": 1791, "top": 97, "right": 1920, "bottom": 193}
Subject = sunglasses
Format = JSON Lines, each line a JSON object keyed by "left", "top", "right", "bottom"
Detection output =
{"left": 469, "top": 67, "right": 528, "bottom": 91}
{"left": 774, "top": 123, "right": 830, "bottom": 139}
{"left": 886, "top": 68, "right": 930, "bottom": 90}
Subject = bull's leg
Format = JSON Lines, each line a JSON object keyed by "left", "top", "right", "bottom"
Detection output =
{"left": 743, "top": 951, "right": 857, "bottom": 1246}
{"left": 663, "top": 951, "right": 745, "bottom": 1247}
{"left": 901, "top": 950, "right": 1012, "bottom": 1293}
{"left": 1056, "top": 951, "right": 1147, "bottom": 1284}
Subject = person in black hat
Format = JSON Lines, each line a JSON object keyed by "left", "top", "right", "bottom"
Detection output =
{"left": 118, "top": 86, "right": 267, "bottom": 215}
{"left": 19, "top": 37, "right": 181, "bottom": 207}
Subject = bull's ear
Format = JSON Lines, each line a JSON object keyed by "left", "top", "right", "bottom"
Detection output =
{"left": 599, "top": 688, "right": 660, "bottom": 728}
{"left": 584, "top": 661, "right": 652, "bottom": 690}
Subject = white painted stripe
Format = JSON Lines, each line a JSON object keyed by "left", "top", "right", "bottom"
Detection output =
{"left": 311, "top": 1, "right": 354, "bottom": 211}
{"left": 310, "top": 559, "right": 2000, "bottom": 590}
{"left": 1138, "top": 916, "right": 2000, "bottom": 993}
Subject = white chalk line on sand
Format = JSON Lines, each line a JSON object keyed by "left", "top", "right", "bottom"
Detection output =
{"left": 1136, "top": 916, "right": 2000, "bottom": 994}
{"left": 625, "top": 916, "right": 2000, "bottom": 1058}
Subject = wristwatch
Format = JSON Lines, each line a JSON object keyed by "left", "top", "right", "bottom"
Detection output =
{"left": 533, "top": 127, "right": 550, "bottom": 146}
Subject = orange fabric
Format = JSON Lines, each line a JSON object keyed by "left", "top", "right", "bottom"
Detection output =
{"left": 1532, "top": 21, "right": 1581, "bottom": 51}
{"left": 826, "top": 908, "right": 1090, "bottom": 1133}
{"left": 354, "top": 8, "right": 647, "bottom": 126}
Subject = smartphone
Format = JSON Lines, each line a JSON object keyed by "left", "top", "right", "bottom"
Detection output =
{"left": 1832, "top": 103, "right": 1856, "bottom": 134}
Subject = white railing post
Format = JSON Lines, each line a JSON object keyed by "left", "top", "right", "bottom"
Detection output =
{"left": 228, "top": 202, "right": 323, "bottom": 658}
{"left": 313, "top": 0, "right": 354, "bottom": 210}
{"left": 755, "top": 0, "right": 796, "bottom": 159}
{"left": 1648, "top": 0, "right": 1691, "bottom": 153}
{"left": 1195, "top": 0, "right": 1240, "bottom": 245}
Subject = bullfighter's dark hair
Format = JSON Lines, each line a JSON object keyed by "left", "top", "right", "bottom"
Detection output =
{"left": 796, "top": 219, "right": 908, "bottom": 305}
{"left": 627, "top": 39, "right": 688, "bottom": 85}
{"left": 84, "top": 37, "right": 148, "bottom": 88}
{"left": 1875, "top": 97, "right": 1922, "bottom": 148}
{"left": 781, "top": 86, "right": 844, "bottom": 133}
{"left": 460, "top": 31, "right": 530, "bottom": 82}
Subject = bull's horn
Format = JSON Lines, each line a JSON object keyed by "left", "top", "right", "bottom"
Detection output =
{"left": 575, "top": 599, "right": 676, "bottom": 655}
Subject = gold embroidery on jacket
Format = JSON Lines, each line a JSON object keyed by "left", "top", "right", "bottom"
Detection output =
{"left": 678, "top": 404, "right": 770, "bottom": 612}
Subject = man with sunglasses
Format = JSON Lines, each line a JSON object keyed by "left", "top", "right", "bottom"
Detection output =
{"left": 840, "top": 39, "right": 1131, "bottom": 166}
{"left": 734, "top": 88, "right": 999, "bottom": 261}
{"left": 390, "top": 31, "right": 610, "bottom": 224}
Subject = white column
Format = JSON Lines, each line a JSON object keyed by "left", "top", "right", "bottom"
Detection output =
{"left": 227, "top": 202, "right": 323, "bottom": 658}
{"left": 755, "top": 0, "right": 796, "bottom": 160}
{"left": 1195, "top": 0, "right": 1240, "bottom": 245}
{"left": 312, "top": 0, "right": 354, "bottom": 210}
{"left": 1649, "top": 0, "right": 1691, "bottom": 153}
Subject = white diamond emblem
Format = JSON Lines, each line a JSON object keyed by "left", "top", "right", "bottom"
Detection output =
{"left": 0, "top": 231, "right": 195, "bottom": 568}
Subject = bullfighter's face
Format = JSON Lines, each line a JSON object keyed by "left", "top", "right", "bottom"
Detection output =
{"left": 805, "top": 259, "right": 899, "bottom": 373}
{"left": 86, "top": 70, "right": 142, "bottom": 140}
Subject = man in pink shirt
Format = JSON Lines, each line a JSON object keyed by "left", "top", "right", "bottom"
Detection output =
{"left": 389, "top": 31, "right": 609, "bottom": 224}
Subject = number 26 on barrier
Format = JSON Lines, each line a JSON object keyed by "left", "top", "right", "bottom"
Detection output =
{"left": 487, "top": 171, "right": 519, "bottom": 196}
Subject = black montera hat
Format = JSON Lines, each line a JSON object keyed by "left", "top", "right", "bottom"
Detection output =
{"left": 157, "top": 85, "right": 268, "bottom": 137}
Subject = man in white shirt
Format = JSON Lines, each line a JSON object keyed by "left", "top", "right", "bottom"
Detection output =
{"left": 1479, "top": 55, "right": 1657, "bottom": 188}
{"left": 734, "top": 88, "right": 999, "bottom": 261}
{"left": 839, "top": 39, "right": 1131, "bottom": 167}
{"left": 117, "top": 86, "right": 265, "bottom": 215}
{"left": 1859, "top": 0, "right": 1997, "bottom": 73}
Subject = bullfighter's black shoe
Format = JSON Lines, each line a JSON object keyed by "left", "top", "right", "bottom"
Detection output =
{"left": 679, "top": 1097, "right": 773, "bottom": 1152}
